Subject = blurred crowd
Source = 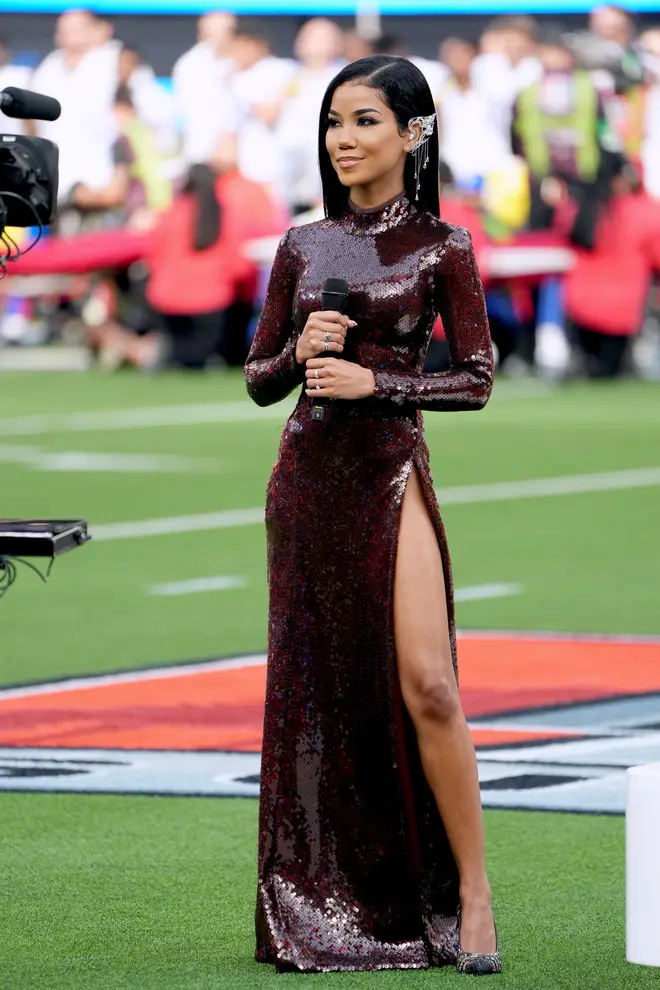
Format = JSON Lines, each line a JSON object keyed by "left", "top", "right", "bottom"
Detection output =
{"left": 1, "top": 4, "right": 660, "bottom": 378}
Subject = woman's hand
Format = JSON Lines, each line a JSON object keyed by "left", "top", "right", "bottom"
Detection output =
{"left": 295, "top": 311, "right": 357, "bottom": 365}
{"left": 305, "top": 357, "right": 376, "bottom": 400}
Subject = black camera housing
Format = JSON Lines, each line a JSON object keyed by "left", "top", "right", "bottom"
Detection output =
{"left": 0, "top": 134, "right": 59, "bottom": 227}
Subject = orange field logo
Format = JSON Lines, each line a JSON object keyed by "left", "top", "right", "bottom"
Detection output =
{"left": 1, "top": 631, "right": 659, "bottom": 813}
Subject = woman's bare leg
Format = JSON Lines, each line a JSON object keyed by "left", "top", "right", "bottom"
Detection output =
{"left": 393, "top": 464, "right": 496, "bottom": 954}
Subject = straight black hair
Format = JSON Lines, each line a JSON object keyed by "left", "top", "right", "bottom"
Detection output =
{"left": 318, "top": 55, "right": 440, "bottom": 220}
{"left": 184, "top": 164, "right": 221, "bottom": 252}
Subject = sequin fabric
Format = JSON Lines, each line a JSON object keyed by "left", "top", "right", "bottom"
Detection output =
{"left": 244, "top": 193, "right": 493, "bottom": 974}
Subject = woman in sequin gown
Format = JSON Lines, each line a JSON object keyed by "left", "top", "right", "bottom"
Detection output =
{"left": 244, "top": 56, "right": 499, "bottom": 975}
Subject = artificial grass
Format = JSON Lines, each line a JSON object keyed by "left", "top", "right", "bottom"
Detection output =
{"left": 0, "top": 794, "right": 652, "bottom": 990}
{"left": 1, "top": 375, "right": 659, "bottom": 687}
{"left": 2, "top": 375, "right": 659, "bottom": 989}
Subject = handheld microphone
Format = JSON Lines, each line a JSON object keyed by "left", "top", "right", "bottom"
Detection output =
{"left": 311, "top": 277, "right": 350, "bottom": 422}
{"left": 0, "top": 87, "right": 62, "bottom": 122}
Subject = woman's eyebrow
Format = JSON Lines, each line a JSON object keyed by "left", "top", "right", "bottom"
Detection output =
{"left": 327, "top": 108, "right": 383, "bottom": 116}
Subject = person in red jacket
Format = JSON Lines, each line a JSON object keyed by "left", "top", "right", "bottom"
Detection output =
{"left": 86, "top": 162, "right": 287, "bottom": 370}
{"left": 145, "top": 163, "right": 286, "bottom": 368}
{"left": 565, "top": 174, "right": 660, "bottom": 376}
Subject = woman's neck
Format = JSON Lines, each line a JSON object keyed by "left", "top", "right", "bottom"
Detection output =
{"left": 348, "top": 181, "right": 406, "bottom": 212}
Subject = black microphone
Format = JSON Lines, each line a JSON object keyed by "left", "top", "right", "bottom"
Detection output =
{"left": 311, "top": 277, "right": 350, "bottom": 422}
{"left": 0, "top": 87, "right": 61, "bottom": 122}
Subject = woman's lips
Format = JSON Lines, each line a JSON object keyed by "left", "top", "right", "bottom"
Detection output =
{"left": 337, "top": 157, "right": 364, "bottom": 168}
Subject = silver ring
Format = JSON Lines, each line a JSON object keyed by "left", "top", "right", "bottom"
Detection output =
{"left": 314, "top": 369, "right": 319, "bottom": 378}
{"left": 324, "top": 332, "right": 333, "bottom": 342}
{"left": 324, "top": 342, "right": 330, "bottom": 352}
{"left": 315, "top": 384, "right": 321, "bottom": 390}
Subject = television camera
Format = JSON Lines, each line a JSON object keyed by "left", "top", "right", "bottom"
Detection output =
{"left": 0, "top": 88, "right": 90, "bottom": 598}
{"left": 0, "top": 85, "right": 60, "bottom": 236}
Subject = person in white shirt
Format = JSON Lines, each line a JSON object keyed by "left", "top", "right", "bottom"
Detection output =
{"left": 228, "top": 25, "right": 295, "bottom": 197}
{"left": 29, "top": 9, "right": 120, "bottom": 201}
{"left": 437, "top": 38, "right": 512, "bottom": 186}
{"left": 371, "top": 34, "right": 449, "bottom": 103}
{"left": 172, "top": 10, "right": 237, "bottom": 166}
{"left": 471, "top": 15, "right": 542, "bottom": 143}
{"left": 276, "top": 18, "right": 346, "bottom": 212}
{"left": 640, "top": 29, "right": 660, "bottom": 199}
{"left": 342, "top": 30, "right": 374, "bottom": 64}
{"left": 0, "top": 35, "right": 31, "bottom": 136}
{"left": 409, "top": 54, "right": 450, "bottom": 106}
{"left": 118, "top": 46, "right": 177, "bottom": 155}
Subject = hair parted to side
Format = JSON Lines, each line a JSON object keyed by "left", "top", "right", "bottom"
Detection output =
{"left": 318, "top": 55, "right": 440, "bottom": 220}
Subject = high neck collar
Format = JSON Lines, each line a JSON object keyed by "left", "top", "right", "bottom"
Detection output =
{"left": 340, "top": 191, "right": 415, "bottom": 235}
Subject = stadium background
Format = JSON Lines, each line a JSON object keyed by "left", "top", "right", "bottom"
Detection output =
{"left": 2, "top": 1, "right": 660, "bottom": 987}
{"left": 4, "top": 9, "right": 660, "bottom": 75}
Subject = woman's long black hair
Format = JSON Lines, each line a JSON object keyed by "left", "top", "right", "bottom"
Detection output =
{"left": 318, "top": 55, "right": 440, "bottom": 220}
{"left": 184, "top": 163, "right": 221, "bottom": 252}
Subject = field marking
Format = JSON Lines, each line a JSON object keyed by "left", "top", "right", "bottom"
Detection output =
{"left": 92, "top": 467, "right": 660, "bottom": 542}
{"left": 95, "top": 508, "right": 265, "bottom": 541}
{"left": 0, "top": 445, "right": 221, "bottom": 474}
{"left": 0, "top": 384, "right": 553, "bottom": 437}
{"left": 0, "top": 401, "right": 289, "bottom": 436}
{"left": 437, "top": 467, "right": 660, "bottom": 505}
{"left": 454, "top": 583, "right": 521, "bottom": 602}
{"left": 0, "top": 655, "right": 268, "bottom": 701}
{"left": 2, "top": 630, "right": 659, "bottom": 701}
{"left": 144, "top": 578, "right": 516, "bottom": 601}
{"left": 149, "top": 575, "right": 248, "bottom": 596}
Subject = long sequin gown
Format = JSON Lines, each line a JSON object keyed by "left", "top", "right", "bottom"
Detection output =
{"left": 244, "top": 192, "right": 493, "bottom": 973}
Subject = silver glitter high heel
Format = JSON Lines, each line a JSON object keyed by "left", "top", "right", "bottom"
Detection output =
{"left": 456, "top": 906, "right": 502, "bottom": 976}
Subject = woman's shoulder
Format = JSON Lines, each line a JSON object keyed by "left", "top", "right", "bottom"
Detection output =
{"left": 287, "top": 214, "right": 339, "bottom": 240}
{"left": 416, "top": 211, "right": 474, "bottom": 253}
{"left": 280, "top": 215, "right": 343, "bottom": 255}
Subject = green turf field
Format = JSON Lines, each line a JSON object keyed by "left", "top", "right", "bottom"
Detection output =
{"left": 1, "top": 370, "right": 659, "bottom": 988}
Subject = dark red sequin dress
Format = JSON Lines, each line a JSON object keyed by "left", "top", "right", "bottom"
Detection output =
{"left": 244, "top": 193, "right": 493, "bottom": 973}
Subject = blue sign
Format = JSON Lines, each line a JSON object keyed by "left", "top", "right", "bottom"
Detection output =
{"left": 1, "top": 0, "right": 658, "bottom": 14}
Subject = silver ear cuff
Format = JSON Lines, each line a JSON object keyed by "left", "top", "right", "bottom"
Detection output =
{"left": 407, "top": 113, "right": 436, "bottom": 201}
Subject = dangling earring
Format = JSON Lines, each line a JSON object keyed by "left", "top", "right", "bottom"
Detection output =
{"left": 407, "top": 113, "right": 436, "bottom": 203}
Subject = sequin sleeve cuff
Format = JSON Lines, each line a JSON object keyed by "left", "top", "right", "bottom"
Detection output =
{"left": 245, "top": 337, "right": 307, "bottom": 407}
{"left": 372, "top": 357, "right": 492, "bottom": 412}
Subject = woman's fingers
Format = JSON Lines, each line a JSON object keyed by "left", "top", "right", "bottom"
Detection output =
{"left": 305, "top": 366, "right": 328, "bottom": 381}
{"left": 309, "top": 320, "right": 347, "bottom": 340}
{"left": 309, "top": 310, "right": 356, "bottom": 330}
{"left": 313, "top": 338, "right": 343, "bottom": 354}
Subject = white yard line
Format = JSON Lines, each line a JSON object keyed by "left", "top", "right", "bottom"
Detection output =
{"left": 0, "top": 445, "right": 221, "bottom": 473}
{"left": 92, "top": 467, "right": 660, "bottom": 542}
{"left": 143, "top": 578, "right": 516, "bottom": 601}
{"left": 95, "top": 508, "right": 265, "bottom": 541}
{"left": 149, "top": 575, "right": 247, "bottom": 596}
{"left": 454, "top": 583, "right": 521, "bottom": 603}
{"left": 0, "top": 401, "right": 290, "bottom": 436}
{"left": 437, "top": 466, "right": 660, "bottom": 505}
{"left": 0, "top": 383, "right": 552, "bottom": 437}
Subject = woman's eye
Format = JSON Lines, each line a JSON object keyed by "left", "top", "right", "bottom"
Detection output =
{"left": 358, "top": 117, "right": 377, "bottom": 125}
{"left": 326, "top": 119, "right": 339, "bottom": 127}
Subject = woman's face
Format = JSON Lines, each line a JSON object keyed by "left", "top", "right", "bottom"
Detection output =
{"left": 325, "top": 82, "right": 410, "bottom": 192}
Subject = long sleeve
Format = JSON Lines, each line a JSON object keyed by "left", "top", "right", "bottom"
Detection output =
{"left": 372, "top": 226, "right": 493, "bottom": 411}
{"left": 244, "top": 228, "right": 307, "bottom": 407}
